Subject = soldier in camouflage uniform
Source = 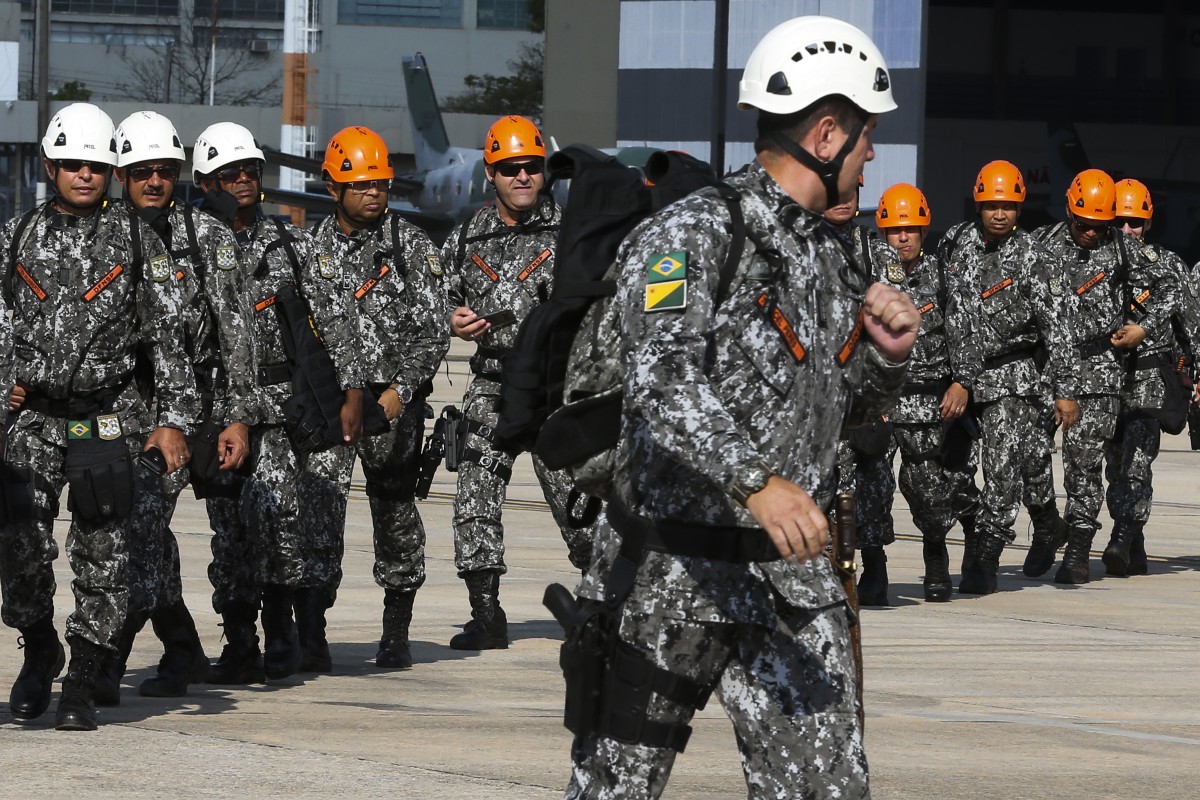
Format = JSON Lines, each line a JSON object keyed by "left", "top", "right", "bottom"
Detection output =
{"left": 1034, "top": 170, "right": 1177, "bottom": 584}
{"left": 941, "top": 160, "right": 1078, "bottom": 595}
{"left": 300, "top": 127, "right": 449, "bottom": 671}
{"left": 1104, "top": 180, "right": 1200, "bottom": 576}
{"left": 565, "top": 18, "right": 919, "bottom": 798}
{"left": 442, "top": 115, "right": 593, "bottom": 651}
{"left": 91, "top": 111, "right": 257, "bottom": 706}
{"left": 0, "top": 104, "right": 198, "bottom": 730}
{"left": 192, "top": 122, "right": 331, "bottom": 682}
{"left": 824, "top": 178, "right": 902, "bottom": 606}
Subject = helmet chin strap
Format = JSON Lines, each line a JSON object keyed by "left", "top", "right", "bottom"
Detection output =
{"left": 770, "top": 118, "right": 864, "bottom": 210}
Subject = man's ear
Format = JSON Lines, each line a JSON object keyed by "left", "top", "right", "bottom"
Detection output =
{"left": 809, "top": 115, "right": 840, "bottom": 162}
{"left": 43, "top": 158, "right": 56, "bottom": 182}
{"left": 325, "top": 180, "right": 338, "bottom": 200}
{"left": 484, "top": 164, "right": 495, "bottom": 185}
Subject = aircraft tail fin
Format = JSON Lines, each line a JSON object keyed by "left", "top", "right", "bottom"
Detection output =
{"left": 402, "top": 53, "right": 452, "bottom": 173}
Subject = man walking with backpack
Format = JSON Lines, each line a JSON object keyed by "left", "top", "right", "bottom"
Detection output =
{"left": 562, "top": 17, "right": 919, "bottom": 798}
{"left": 441, "top": 115, "right": 593, "bottom": 651}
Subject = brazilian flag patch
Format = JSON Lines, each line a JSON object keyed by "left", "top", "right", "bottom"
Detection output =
{"left": 644, "top": 251, "right": 687, "bottom": 312}
{"left": 67, "top": 420, "right": 93, "bottom": 439}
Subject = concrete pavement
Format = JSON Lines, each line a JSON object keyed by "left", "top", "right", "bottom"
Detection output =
{"left": 2, "top": 344, "right": 1199, "bottom": 798}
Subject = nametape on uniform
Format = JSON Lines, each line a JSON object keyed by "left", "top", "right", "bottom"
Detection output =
{"left": 254, "top": 295, "right": 276, "bottom": 312}
{"left": 756, "top": 294, "right": 806, "bottom": 362}
{"left": 319, "top": 254, "right": 338, "bottom": 280}
{"left": 150, "top": 254, "right": 171, "bottom": 282}
{"left": 427, "top": 253, "right": 443, "bottom": 276}
{"left": 644, "top": 251, "right": 687, "bottom": 312}
{"left": 1075, "top": 271, "right": 1106, "bottom": 295}
{"left": 980, "top": 277, "right": 1012, "bottom": 300}
{"left": 1133, "top": 289, "right": 1150, "bottom": 306}
{"left": 836, "top": 309, "right": 865, "bottom": 367}
{"left": 15, "top": 264, "right": 46, "bottom": 300}
{"left": 355, "top": 264, "right": 391, "bottom": 299}
{"left": 67, "top": 419, "right": 92, "bottom": 439}
{"left": 917, "top": 302, "right": 935, "bottom": 315}
{"left": 215, "top": 245, "right": 236, "bottom": 271}
{"left": 83, "top": 264, "right": 124, "bottom": 302}
{"left": 174, "top": 270, "right": 185, "bottom": 281}
{"left": 518, "top": 249, "right": 551, "bottom": 282}
{"left": 472, "top": 253, "right": 499, "bottom": 282}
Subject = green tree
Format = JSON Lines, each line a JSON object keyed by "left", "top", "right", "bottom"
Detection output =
{"left": 443, "top": 0, "right": 544, "bottom": 120}
{"left": 50, "top": 81, "right": 91, "bottom": 101}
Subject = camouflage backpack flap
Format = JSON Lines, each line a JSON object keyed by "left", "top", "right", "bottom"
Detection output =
{"left": 536, "top": 183, "right": 760, "bottom": 499}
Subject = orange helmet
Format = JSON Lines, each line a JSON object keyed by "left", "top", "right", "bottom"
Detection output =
{"left": 876, "top": 183, "right": 930, "bottom": 229}
{"left": 1114, "top": 178, "right": 1153, "bottom": 220}
{"left": 484, "top": 115, "right": 545, "bottom": 165}
{"left": 1066, "top": 168, "right": 1116, "bottom": 221}
{"left": 323, "top": 126, "right": 394, "bottom": 183}
{"left": 973, "top": 160, "right": 1025, "bottom": 203}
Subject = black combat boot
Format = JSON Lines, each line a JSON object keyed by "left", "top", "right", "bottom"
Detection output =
{"left": 1102, "top": 522, "right": 1142, "bottom": 578}
{"left": 376, "top": 588, "right": 416, "bottom": 669}
{"left": 260, "top": 584, "right": 302, "bottom": 680}
{"left": 8, "top": 616, "right": 65, "bottom": 721}
{"left": 959, "top": 514, "right": 979, "bottom": 574}
{"left": 55, "top": 639, "right": 103, "bottom": 731}
{"left": 94, "top": 608, "right": 149, "bottom": 707}
{"left": 1054, "top": 525, "right": 1095, "bottom": 585}
{"left": 294, "top": 587, "right": 333, "bottom": 674}
{"left": 138, "top": 600, "right": 211, "bottom": 697}
{"left": 922, "top": 537, "right": 952, "bottom": 602}
{"left": 959, "top": 530, "right": 1005, "bottom": 595}
{"left": 449, "top": 572, "right": 509, "bottom": 651}
{"left": 1022, "top": 503, "right": 1067, "bottom": 578}
{"left": 857, "top": 546, "right": 889, "bottom": 607}
{"left": 208, "top": 602, "right": 266, "bottom": 685}
{"left": 1127, "top": 530, "right": 1149, "bottom": 575}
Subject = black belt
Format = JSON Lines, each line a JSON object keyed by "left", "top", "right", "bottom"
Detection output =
{"left": 257, "top": 362, "right": 293, "bottom": 386}
{"left": 471, "top": 370, "right": 503, "bottom": 382}
{"left": 1128, "top": 351, "right": 1176, "bottom": 371}
{"left": 983, "top": 345, "right": 1039, "bottom": 371}
{"left": 475, "top": 345, "right": 506, "bottom": 361}
{"left": 20, "top": 380, "right": 129, "bottom": 418}
{"left": 1076, "top": 336, "right": 1113, "bottom": 360}
{"left": 608, "top": 496, "right": 781, "bottom": 563}
{"left": 901, "top": 378, "right": 949, "bottom": 396}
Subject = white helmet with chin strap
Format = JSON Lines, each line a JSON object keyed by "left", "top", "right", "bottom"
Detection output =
{"left": 41, "top": 102, "right": 119, "bottom": 165}
{"left": 115, "top": 111, "right": 186, "bottom": 167}
{"left": 738, "top": 16, "right": 896, "bottom": 208}
{"left": 191, "top": 122, "right": 265, "bottom": 184}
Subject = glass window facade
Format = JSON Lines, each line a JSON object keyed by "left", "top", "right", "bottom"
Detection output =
{"left": 338, "top": 0, "right": 462, "bottom": 28}
{"left": 477, "top": 0, "right": 527, "bottom": 30}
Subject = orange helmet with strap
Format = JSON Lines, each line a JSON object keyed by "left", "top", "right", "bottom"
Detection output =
{"left": 1114, "top": 178, "right": 1153, "bottom": 220}
{"left": 483, "top": 116, "right": 545, "bottom": 165}
{"left": 323, "top": 126, "right": 394, "bottom": 183}
{"left": 1066, "top": 168, "right": 1116, "bottom": 221}
{"left": 876, "top": 183, "right": 930, "bottom": 229}
{"left": 973, "top": 160, "right": 1025, "bottom": 203}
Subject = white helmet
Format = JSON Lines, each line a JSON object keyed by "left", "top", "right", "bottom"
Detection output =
{"left": 738, "top": 16, "right": 897, "bottom": 116}
{"left": 115, "top": 111, "right": 186, "bottom": 168}
{"left": 192, "top": 122, "right": 265, "bottom": 184}
{"left": 41, "top": 103, "right": 119, "bottom": 165}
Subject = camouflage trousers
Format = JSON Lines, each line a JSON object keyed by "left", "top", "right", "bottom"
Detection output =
{"left": 205, "top": 465, "right": 257, "bottom": 614}
{"left": 1104, "top": 410, "right": 1162, "bottom": 527}
{"left": 835, "top": 439, "right": 895, "bottom": 548}
{"left": 976, "top": 396, "right": 1059, "bottom": 544}
{"left": 453, "top": 378, "right": 594, "bottom": 576}
{"left": 565, "top": 603, "right": 869, "bottom": 799}
{"left": 0, "top": 411, "right": 145, "bottom": 652}
{"left": 892, "top": 423, "right": 956, "bottom": 540}
{"left": 126, "top": 464, "right": 188, "bottom": 616}
{"left": 1062, "top": 395, "right": 1120, "bottom": 535}
{"left": 243, "top": 425, "right": 342, "bottom": 588}
{"left": 307, "top": 401, "right": 428, "bottom": 595}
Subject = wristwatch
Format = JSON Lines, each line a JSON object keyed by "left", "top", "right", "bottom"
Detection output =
{"left": 393, "top": 385, "right": 414, "bottom": 405}
{"left": 730, "top": 460, "right": 774, "bottom": 507}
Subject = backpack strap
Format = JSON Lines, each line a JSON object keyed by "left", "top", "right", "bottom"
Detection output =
{"left": 6, "top": 207, "right": 42, "bottom": 298}
{"left": 454, "top": 207, "right": 486, "bottom": 273}
{"left": 127, "top": 207, "right": 144, "bottom": 283}
{"left": 714, "top": 184, "right": 747, "bottom": 306}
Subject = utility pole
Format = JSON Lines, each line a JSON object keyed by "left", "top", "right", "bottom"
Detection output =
{"left": 710, "top": 0, "right": 729, "bottom": 177}
{"left": 208, "top": 0, "right": 219, "bottom": 105}
{"left": 35, "top": 0, "right": 49, "bottom": 204}
{"left": 281, "top": 0, "right": 316, "bottom": 226}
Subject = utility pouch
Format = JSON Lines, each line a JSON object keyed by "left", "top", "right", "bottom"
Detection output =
{"left": 848, "top": 417, "right": 893, "bottom": 459}
{"left": 66, "top": 435, "right": 134, "bottom": 522}
{"left": 1, "top": 463, "right": 36, "bottom": 525}
{"left": 1149, "top": 365, "right": 1188, "bottom": 435}
{"left": 939, "top": 411, "right": 980, "bottom": 471}
{"left": 187, "top": 418, "right": 224, "bottom": 495}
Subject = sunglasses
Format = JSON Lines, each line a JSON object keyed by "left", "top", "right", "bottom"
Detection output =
{"left": 1111, "top": 217, "right": 1147, "bottom": 229}
{"left": 345, "top": 179, "right": 390, "bottom": 194}
{"left": 56, "top": 159, "right": 111, "bottom": 175}
{"left": 1070, "top": 216, "right": 1108, "bottom": 233}
{"left": 127, "top": 164, "right": 180, "bottom": 182}
{"left": 216, "top": 163, "right": 262, "bottom": 183}
{"left": 492, "top": 159, "right": 544, "bottom": 178}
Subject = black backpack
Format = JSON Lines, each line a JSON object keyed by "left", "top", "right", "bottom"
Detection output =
{"left": 494, "top": 144, "right": 751, "bottom": 505}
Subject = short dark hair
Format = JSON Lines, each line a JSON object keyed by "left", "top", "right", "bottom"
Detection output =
{"left": 754, "top": 96, "right": 868, "bottom": 155}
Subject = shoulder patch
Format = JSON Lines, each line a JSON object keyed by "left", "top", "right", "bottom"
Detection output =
{"left": 885, "top": 263, "right": 906, "bottom": 284}
{"left": 427, "top": 253, "right": 443, "bottom": 276}
{"left": 1142, "top": 245, "right": 1158, "bottom": 263}
{"left": 215, "top": 245, "right": 236, "bottom": 271}
{"left": 318, "top": 254, "right": 338, "bottom": 280}
{"left": 149, "top": 254, "right": 171, "bottom": 283}
{"left": 645, "top": 251, "right": 687, "bottom": 312}
{"left": 1049, "top": 276, "right": 1064, "bottom": 295}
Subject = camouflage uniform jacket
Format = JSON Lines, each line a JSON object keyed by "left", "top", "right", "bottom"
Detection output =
{"left": 1036, "top": 222, "right": 1176, "bottom": 397}
{"left": 612, "top": 160, "right": 909, "bottom": 619}
{"left": 158, "top": 203, "right": 257, "bottom": 424}
{"left": 939, "top": 222, "right": 1078, "bottom": 403}
{"left": 237, "top": 213, "right": 313, "bottom": 425}
{"left": 441, "top": 197, "right": 560, "bottom": 376}
{"left": 1120, "top": 239, "right": 1196, "bottom": 410}
{"left": 0, "top": 200, "right": 198, "bottom": 432}
{"left": 303, "top": 213, "right": 449, "bottom": 392}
